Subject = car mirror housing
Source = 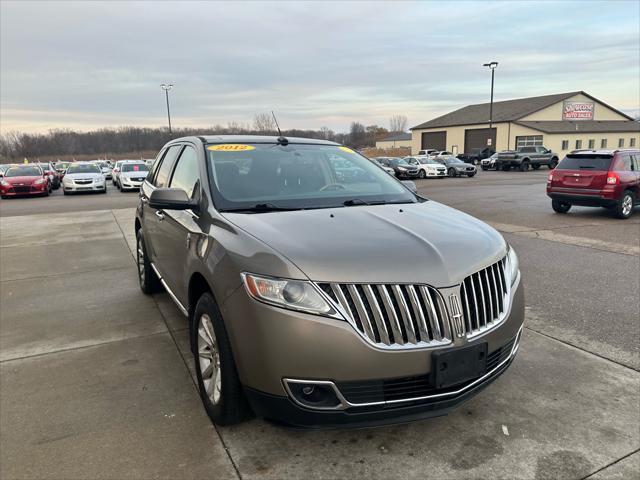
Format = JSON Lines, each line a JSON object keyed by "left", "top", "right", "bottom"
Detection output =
{"left": 401, "top": 180, "right": 417, "bottom": 194}
{"left": 149, "top": 188, "right": 198, "bottom": 211}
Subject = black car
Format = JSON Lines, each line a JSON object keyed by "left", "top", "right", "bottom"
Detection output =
{"left": 376, "top": 157, "right": 419, "bottom": 179}
{"left": 457, "top": 148, "right": 494, "bottom": 165}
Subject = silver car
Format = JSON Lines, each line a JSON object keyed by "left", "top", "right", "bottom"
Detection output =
{"left": 117, "top": 161, "right": 149, "bottom": 191}
{"left": 62, "top": 162, "right": 107, "bottom": 194}
{"left": 135, "top": 136, "right": 523, "bottom": 428}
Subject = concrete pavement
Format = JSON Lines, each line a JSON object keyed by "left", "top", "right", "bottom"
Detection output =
{"left": 1, "top": 169, "right": 638, "bottom": 479}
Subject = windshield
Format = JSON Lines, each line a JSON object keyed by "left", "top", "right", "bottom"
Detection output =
{"left": 419, "top": 158, "right": 440, "bottom": 165}
{"left": 557, "top": 154, "right": 612, "bottom": 171}
{"left": 389, "top": 159, "right": 409, "bottom": 166}
{"left": 206, "top": 143, "right": 418, "bottom": 211}
{"left": 6, "top": 166, "right": 43, "bottom": 177}
{"left": 66, "top": 164, "right": 101, "bottom": 174}
{"left": 121, "top": 163, "right": 149, "bottom": 173}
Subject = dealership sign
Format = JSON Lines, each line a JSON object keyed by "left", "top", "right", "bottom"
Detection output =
{"left": 563, "top": 101, "right": 594, "bottom": 120}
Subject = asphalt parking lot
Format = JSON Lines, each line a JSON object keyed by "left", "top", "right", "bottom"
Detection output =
{"left": 1, "top": 169, "right": 638, "bottom": 479}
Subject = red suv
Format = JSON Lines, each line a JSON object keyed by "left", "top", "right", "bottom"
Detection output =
{"left": 547, "top": 149, "right": 639, "bottom": 219}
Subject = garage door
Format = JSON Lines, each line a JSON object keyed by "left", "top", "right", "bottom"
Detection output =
{"left": 464, "top": 128, "right": 497, "bottom": 153}
{"left": 421, "top": 131, "right": 446, "bottom": 150}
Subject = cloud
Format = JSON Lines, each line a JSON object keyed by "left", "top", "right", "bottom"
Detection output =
{"left": 1, "top": 0, "right": 638, "bottom": 133}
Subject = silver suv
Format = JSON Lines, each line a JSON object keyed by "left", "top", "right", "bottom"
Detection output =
{"left": 135, "top": 136, "right": 524, "bottom": 427}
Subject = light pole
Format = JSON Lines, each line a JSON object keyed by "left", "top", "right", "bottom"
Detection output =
{"left": 160, "top": 83, "right": 174, "bottom": 133}
{"left": 482, "top": 62, "right": 498, "bottom": 147}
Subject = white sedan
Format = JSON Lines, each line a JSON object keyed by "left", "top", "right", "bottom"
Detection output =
{"left": 62, "top": 162, "right": 107, "bottom": 194}
{"left": 404, "top": 156, "right": 447, "bottom": 178}
{"left": 117, "top": 162, "right": 150, "bottom": 191}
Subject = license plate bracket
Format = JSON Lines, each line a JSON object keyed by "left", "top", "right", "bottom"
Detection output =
{"left": 431, "top": 343, "right": 487, "bottom": 389}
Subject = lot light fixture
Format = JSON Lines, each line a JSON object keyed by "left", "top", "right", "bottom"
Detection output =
{"left": 482, "top": 62, "right": 498, "bottom": 145}
{"left": 160, "top": 83, "right": 174, "bottom": 133}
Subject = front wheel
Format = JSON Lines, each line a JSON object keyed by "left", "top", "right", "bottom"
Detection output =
{"left": 418, "top": 170, "right": 426, "bottom": 179}
{"left": 136, "top": 230, "right": 162, "bottom": 294}
{"left": 501, "top": 164, "right": 511, "bottom": 171}
{"left": 192, "top": 293, "right": 252, "bottom": 426}
{"left": 448, "top": 168, "right": 456, "bottom": 177}
{"left": 552, "top": 199, "right": 571, "bottom": 214}
{"left": 481, "top": 166, "right": 488, "bottom": 171}
{"left": 519, "top": 161, "right": 529, "bottom": 172}
{"left": 613, "top": 191, "right": 634, "bottom": 219}
{"left": 468, "top": 172, "right": 476, "bottom": 178}
{"left": 532, "top": 164, "right": 541, "bottom": 170}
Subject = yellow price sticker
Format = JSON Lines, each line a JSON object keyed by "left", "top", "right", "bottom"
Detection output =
{"left": 338, "top": 146, "right": 355, "bottom": 154}
{"left": 207, "top": 144, "right": 255, "bottom": 152}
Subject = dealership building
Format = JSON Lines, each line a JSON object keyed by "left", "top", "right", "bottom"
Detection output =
{"left": 410, "top": 91, "right": 639, "bottom": 155}
{"left": 375, "top": 132, "right": 412, "bottom": 149}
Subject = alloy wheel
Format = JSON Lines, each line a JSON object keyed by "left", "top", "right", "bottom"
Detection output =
{"left": 198, "top": 314, "right": 222, "bottom": 405}
{"left": 622, "top": 195, "right": 633, "bottom": 216}
{"left": 136, "top": 235, "right": 145, "bottom": 285}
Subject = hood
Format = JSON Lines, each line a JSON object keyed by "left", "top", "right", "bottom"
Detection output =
{"left": 3, "top": 175, "right": 42, "bottom": 184}
{"left": 222, "top": 201, "right": 507, "bottom": 286}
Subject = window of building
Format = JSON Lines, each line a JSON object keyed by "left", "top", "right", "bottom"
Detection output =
{"left": 618, "top": 138, "right": 624, "bottom": 148}
{"left": 575, "top": 139, "right": 582, "bottom": 149}
{"left": 515, "top": 135, "right": 543, "bottom": 148}
{"left": 630, "top": 138, "right": 637, "bottom": 147}
{"left": 601, "top": 139, "right": 607, "bottom": 148}
{"left": 588, "top": 139, "right": 595, "bottom": 149}
{"left": 561, "top": 140, "right": 569, "bottom": 150}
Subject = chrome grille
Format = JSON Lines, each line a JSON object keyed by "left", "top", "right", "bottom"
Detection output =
{"left": 460, "top": 257, "right": 510, "bottom": 337}
{"left": 318, "top": 283, "right": 452, "bottom": 348}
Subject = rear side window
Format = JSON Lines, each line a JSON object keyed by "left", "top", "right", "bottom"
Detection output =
{"left": 557, "top": 154, "right": 612, "bottom": 171}
{"left": 618, "top": 154, "right": 633, "bottom": 171}
{"left": 153, "top": 145, "right": 182, "bottom": 187}
{"left": 169, "top": 146, "right": 200, "bottom": 198}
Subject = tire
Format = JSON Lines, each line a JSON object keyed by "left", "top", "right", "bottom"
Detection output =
{"left": 448, "top": 168, "right": 456, "bottom": 177}
{"left": 519, "top": 161, "right": 530, "bottom": 172}
{"left": 191, "top": 292, "right": 252, "bottom": 426}
{"left": 532, "top": 164, "right": 541, "bottom": 170}
{"left": 481, "top": 166, "right": 488, "bottom": 171}
{"left": 549, "top": 158, "right": 558, "bottom": 169}
{"left": 136, "top": 229, "right": 162, "bottom": 294}
{"left": 63, "top": 190, "right": 69, "bottom": 195}
{"left": 468, "top": 172, "right": 476, "bottom": 178}
{"left": 418, "top": 170, "right": 426, "bottom": 179}
{"left": 501, "top": 165, "right": 511, "bottom": 171}
{"left": 552, "top": 199, "right": 571, "bottom": 214}
{"left": 613, "top": 191, "right": 634, "bottom": 219}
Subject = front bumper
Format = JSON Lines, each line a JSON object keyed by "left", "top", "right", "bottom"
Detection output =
{"left": 222, "top": 275, "right": 524, "bottom": 426}
{"left": 0, "top": 184, "right": 48, "bottom": 197}
{"left": 120, "top": 178, "right": 145, "bottom": 190}
{"left": 426, "top": 170, "right": 447, "bottom": 177}
{"left": 63, "top": 182, "right": 105, "bottom": 192}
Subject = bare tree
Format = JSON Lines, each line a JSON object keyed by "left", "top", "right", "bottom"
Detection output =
{"left": 389, "top": 114, "right": 408, "bottom": 133}
{"left": 319, "top": 126, "right": 334, "bottom": 140}
{"left": 253, "top": 113, "right": 276, "bottom": 133}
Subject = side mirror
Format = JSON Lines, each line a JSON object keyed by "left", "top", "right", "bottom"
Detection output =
{"left": 402, "top": 180, "right": 417, "bottom": 194}
{"left": 149, "top": 188, "right": 198, "bottom": 211}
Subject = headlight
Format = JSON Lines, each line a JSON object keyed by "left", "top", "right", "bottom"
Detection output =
{"left": 397, "top": 167, "right": 407, "bottom": 172}
{"left": 506, "top": 246, "right": 519, "bottom": 285}
{"left": 0, "top": 180, "right": 9, "bottom": 187}
{"left": 242, "top": 273, "right": 338, "bottom": 316}
{"left": 33, "top": 178, "right": 46, "bottom": 185}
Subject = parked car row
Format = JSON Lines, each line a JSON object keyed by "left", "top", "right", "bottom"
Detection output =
{"left": 0, "top": 158, "right": 153, "bottom": 199}
{"left": 371, "top": 155, "right": 476, "bottom": 179}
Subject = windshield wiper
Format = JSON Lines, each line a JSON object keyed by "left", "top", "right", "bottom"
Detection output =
{"left": 222, "top": 203, "right": 301, "bottom": 213}
{"left": 343, "top": 199, "right": 414, "bottom": 207}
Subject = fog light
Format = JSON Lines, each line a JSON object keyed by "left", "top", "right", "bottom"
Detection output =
{"left": 284, "top": 380, "right": 343, "bottom": 409}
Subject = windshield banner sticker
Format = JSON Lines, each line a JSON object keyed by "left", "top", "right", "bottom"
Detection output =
{"left": 208, "top": 144, "right": 256, "bottom": 151}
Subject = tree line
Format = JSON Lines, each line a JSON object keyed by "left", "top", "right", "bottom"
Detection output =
{"left": 0, "top": 114, "right": 409, "bottom": 161}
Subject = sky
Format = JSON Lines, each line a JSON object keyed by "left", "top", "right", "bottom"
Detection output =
{"left": 1, "top": 0, "right": 639, "bottom": 134}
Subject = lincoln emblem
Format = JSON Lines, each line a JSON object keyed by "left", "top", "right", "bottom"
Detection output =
{"left": 448, "top": 294, "right": 466, "bottom": 338}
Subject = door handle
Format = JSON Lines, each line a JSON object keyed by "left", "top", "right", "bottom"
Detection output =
{"left": 155, "top": 210, "right": 165, "bottom": 221}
